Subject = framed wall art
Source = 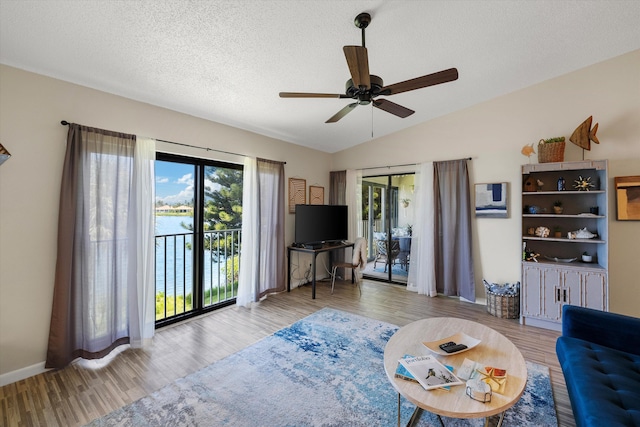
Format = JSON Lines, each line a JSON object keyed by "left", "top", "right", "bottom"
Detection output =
{"left": 288, "top": 177, "right": 306, "bottom": 213}
{"left": 309, "top": 185, "right": 324, "bottom": 205}
{"left": 615, "top": 175, "right": 640, "bottom": 220}
{"left": 475, "top": 182, "right": 508, "bottom": 218}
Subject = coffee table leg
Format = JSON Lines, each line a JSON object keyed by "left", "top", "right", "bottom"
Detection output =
{"left": 483, "top": 411, "right": 506, "bottom": 427}
{"left": 406, "top": 407, "right": 424, "bottom": 427}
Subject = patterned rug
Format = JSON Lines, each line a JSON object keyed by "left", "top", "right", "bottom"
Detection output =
{"left": 85, "top": 308, "right": 557, "bottom": 427}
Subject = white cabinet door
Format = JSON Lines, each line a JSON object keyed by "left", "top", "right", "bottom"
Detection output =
{"left": 522, "top": 264, "right": 543, "bottom": 318}
{"left": 582, "top": 271, "right": 608, "bottom": 311}
{"left": 541, "top": 267, "right": 562, "bottom": 322}
{"left": 562, "top": 269, "right": 582, "bottom": 307}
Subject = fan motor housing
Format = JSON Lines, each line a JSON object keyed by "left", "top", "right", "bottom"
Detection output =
{"left": 345, "top": 75, "right": 383, "bottom": 104}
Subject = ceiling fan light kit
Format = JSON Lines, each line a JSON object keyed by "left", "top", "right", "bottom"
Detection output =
{"left": 279, "top": 12, "right": 458, "bottom": 123}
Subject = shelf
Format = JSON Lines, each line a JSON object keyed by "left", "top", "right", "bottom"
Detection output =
{"left": 522, "top": 236, "right": 605, "bottom": 244}
{"left": 523, "top": 190, "right": 604, "bottom": 195}
{"left": 522, "top": 259, "right": 606, "bottom": 270}
{"left": 523, "top": 214, "right": 604, "bottom": 218}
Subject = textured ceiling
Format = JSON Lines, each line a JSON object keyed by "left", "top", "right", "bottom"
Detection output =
{"left": 1, "top": 1, "right": 639, "bottom": 153}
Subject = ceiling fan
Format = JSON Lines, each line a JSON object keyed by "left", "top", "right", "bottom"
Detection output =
{"left": 279, "top": 12, "right": 459, "bottom": 123}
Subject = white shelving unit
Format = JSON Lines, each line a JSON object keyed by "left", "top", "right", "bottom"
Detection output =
{"left": 520, "top": 160, "right": 608, "bottom": 331}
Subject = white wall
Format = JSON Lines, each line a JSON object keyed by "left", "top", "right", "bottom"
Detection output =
{"left": 332, "top": 50, "right": 640, "bottom": 317}
{"left": 0, "top": 65, "right": 331, "bottom": 380}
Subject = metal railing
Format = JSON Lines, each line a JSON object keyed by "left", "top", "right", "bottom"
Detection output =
{"left": 155, "top": 229, "right": 240, "bottom": 322}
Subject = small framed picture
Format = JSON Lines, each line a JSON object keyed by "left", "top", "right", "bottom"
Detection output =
{"left": 288, "top": 178, "right": 306, "bottom": 213}
{"left": 475, "top": 183, "right": 508, "bottom": 218}
{"left": 615, "top": 176, "right": 640, "bottom": 220}
{"left": 309, "top": 186, "right": 324, "bottom": 205}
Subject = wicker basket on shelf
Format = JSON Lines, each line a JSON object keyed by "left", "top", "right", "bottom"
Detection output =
{"left": 538, "top": 139, "right": 565, "bottom": 163}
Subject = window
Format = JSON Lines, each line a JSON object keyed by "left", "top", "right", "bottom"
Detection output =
{"left": 154, "top": 153, "right": 243, "bottom": 326}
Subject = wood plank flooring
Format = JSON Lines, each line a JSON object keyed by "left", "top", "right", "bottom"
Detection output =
{"left": 0, "top": 280, "right": 575, "bottom": 426}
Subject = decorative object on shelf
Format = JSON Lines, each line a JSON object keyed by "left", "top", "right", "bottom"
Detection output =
{"left": 309, "top": 185, "right": 324, "bottom": 205}
{"left": 538, "top": 137, "right": 565, "bottom": 163}
{"left": 567, "top": 227, "right": 596, "bottom": 239}
{"left": 573, "top": 175, "right": 594, "bottom": 191}
{"left": 614, "top": 175, "right": 640, "bottom": 221}
{"left": 569, "top": 116, "right": 599, "bottom": 150}
{"left": 523, "top": 176, "right": 536, "bottom": 192}
{"left": 536, "top": 179, "right": 544, "bottom": 191}
{"left": 581, "top": 252, "right": 593, "bottom": 263}
{"left": 557, "top": 176, "right": 566, "bottom": 191}
{"left": 589, "top": 206, "right": 599, "bottom": 215}
{"left": 288, "top": 177, "right": 306, "bottom": 213}
{"left": 0, "top": 143, "right": 10, "bottom": 166}
{"left": 401, "top": 198, "right": 410, "bottom": 208}
{"left": 553, "top": 201, "right": 563, "bottom": 214}
{"left": 544, "top": 256, "right": 577, "bottom": 263}
{"left": 475, "top": 183, "right": 508, "bottom": 218}
{"left": 527, "top": 227, "right": 535, "bottom": 236}
{"left": 525, "top": 250, "right": 540, "bottom": 262}
{"left": 535, "top": 226, "right": 550, "bottom": 238}
{"left": 521, "top": 143, "right": 536, "bottom": 162}
{"left": 553, "top": 226, "right": 562, "bottom": 238}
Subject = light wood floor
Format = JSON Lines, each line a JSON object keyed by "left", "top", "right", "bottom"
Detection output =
{"left": 0, "top": 280, "right": 575, "bottom": 427}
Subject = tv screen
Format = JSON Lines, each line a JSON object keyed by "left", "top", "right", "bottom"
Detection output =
{"left": 295, "top": 205, "right": 348, "bottom": 245}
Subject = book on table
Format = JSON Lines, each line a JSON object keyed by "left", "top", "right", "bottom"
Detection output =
{"left": 398, "top": 355, "right": 464, "bottom": 391}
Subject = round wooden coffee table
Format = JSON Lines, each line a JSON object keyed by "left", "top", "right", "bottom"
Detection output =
{"left": 384, "top": 317, "right": 527, "bottom": 426}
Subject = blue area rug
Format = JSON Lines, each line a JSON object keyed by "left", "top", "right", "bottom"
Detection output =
{"left": 85, "top": 308, "right": 557, "bottom": 427}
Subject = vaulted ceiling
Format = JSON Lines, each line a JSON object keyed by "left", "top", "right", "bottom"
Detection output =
{"left": 1, "top": 1, "right": 639, "bottom": 153}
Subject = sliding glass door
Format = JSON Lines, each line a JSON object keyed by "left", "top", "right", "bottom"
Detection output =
{"left": 154, "top": 153, "right": 243, "bottom": 326}
{"left": 362, "top": 173, "right": 414, "bottom": 284}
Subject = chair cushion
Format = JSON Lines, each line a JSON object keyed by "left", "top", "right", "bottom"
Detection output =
{"left": 557, "top": 336, "right": 640, "bottom": 427}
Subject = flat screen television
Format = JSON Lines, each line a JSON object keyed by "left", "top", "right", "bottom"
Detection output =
{"left": 295, "top": 204, "right": 348, "bottom": 246}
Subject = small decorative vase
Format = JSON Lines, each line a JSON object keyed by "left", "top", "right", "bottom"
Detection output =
{"left": 582, "top": 255, "right": 593, "bottom": 263}
{"left": 553, "top": 206, "right": 563, "bottom": 214}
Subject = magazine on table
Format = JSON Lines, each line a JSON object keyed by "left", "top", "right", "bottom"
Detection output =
{"left": 398, "top": 355, "right": 464, "bottom": 390}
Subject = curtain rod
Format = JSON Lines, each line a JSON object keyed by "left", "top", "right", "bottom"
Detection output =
{"left": 358, "top": 157, "right": 472, "bottom": 171}
{"left": 60, "top": 120, "right": 285, "bottom": 164}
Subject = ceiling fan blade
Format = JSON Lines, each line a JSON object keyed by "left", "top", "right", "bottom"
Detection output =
{"left": 373, "top": 99, "right": 414, "bottom": 118}
{"left": 343, "top": 46, "right": 370, "bottom": 89}
{"left": 326, "top": 103, "right": 358, "bottom": 123}
{"left": 280, "top": 92, "right": 345, "bottom": 98}
{"left": 381, "top": 68, "right": 458, "bottom": 96}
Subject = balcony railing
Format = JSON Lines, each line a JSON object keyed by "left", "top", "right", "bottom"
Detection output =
{"left": 155, "top": 229, "right": 240, "bottom": 322}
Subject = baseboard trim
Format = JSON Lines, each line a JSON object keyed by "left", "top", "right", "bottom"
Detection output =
{"left": 0, "top": 361, "right": 49, "bottom": 387}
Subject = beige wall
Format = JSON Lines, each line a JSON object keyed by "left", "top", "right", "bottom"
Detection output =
{"left": 0, "top": 65, "right": 331, "bottom": 380}
{"left": 332, "top": 49, "right": 640, "bottom": 317}
{"left": 1, "top": 50, "right": 639, "bottom": 382}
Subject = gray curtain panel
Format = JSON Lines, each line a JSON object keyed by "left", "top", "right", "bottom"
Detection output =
{"left": 433, "top": 159, "right": 475, "bottom": 301}
{"left": 46, "top": 124, "right": 136, "bottom": 368}
{"left": 329, "top": 170, "right": 347, "bottom": 205}
{"left": 256, "top": 158, "right": 286, "bottom": 299}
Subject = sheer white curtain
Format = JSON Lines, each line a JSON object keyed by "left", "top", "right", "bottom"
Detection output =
{"left": 46, "top": 125, "right": 156, "bottom": 368}
{"left": 340, "top": 169, "right": 362, "bottom": 279}
{"left": 237, "top": 157, "right": 286, "bottom": 307}
{"left": 128, "top": 136, "right": 156, "bottom": 347}
{"left": 407, "top": 162, "right": 437, "bottom": 296}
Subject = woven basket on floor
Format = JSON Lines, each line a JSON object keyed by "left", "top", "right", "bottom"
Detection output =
{"left": 486, "top": 289, "right": 520, "bottom": 319}
{"left": 538, "top": 140, "right": 565, "bottom": 163}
